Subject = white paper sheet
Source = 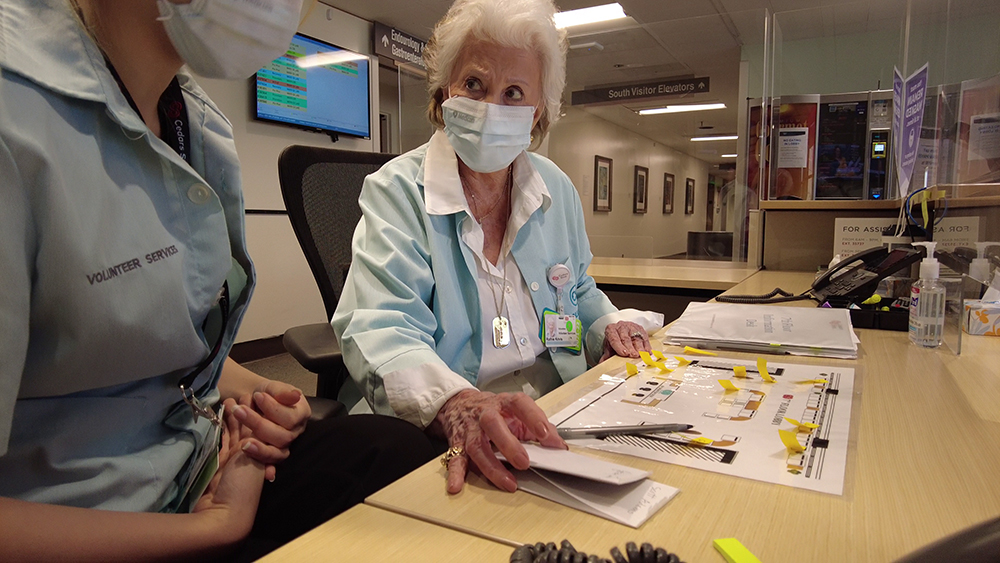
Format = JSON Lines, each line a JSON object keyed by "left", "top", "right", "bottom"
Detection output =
{"left": 663, "top": 302, "right": 859, "bottom": 359}
{"left": 498, "top": 444, "right": 678, "bottom": 527}
{"left": 550, "top": 356, "right": 855, "bottom": 495}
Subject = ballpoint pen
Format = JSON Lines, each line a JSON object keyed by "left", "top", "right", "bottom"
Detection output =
{"left": 557, "top": 423, "right": 694, "bottom": 439}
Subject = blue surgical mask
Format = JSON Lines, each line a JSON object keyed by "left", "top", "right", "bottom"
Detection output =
{"left": 442, "top": 96, "right": 534, "bottom": 173}
{"left": 156, "top": 0, "right": 303, "bottom": 80}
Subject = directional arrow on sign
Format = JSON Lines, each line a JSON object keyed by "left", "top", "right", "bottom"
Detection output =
{"left": 698, "top": 82, "right": 706, "bottom": 89}
{"left": 382, "top": 35, "right": 389, "bottom": 47}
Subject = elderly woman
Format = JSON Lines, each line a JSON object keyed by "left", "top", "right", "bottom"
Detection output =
{"left": 332, "top": 0, "right": 662, "bottom": 494}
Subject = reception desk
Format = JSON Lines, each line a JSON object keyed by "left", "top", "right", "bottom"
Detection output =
{"left": 271, "top": 271, "right": 1000, "bottom": 562}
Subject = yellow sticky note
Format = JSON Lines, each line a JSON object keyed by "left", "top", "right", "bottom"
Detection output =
{"left": 652, "top": 350, "right": 666, "bottom": 360}
{"left": 784, "top": 417, "right": 819, "bottom": 432}
{"left": 639, "top": 351, "right": 654, "bottom": 365}
{"left": 684, "top": 346, "right": 717, "bottom": 356}
{"left": 625, "top": 362, "right": 638, "bottom": 376}
{"left": 650, "top": 360, "right": 668, "bottom": 371}
{"left": 756, "top": 358, "right": 775, "bottom": 382}
{"left": 689, "top": 436, "right": 712, "bottom": 446}
{"left": 713, "top": 538, "right": 762, "bottom": 563}
{"left": 797, "top": 378, "right": 828, "bottom": 385}
{"left": 733, "top": 365, "right": 748, "bottom": 378}
{"left": 674, "top": 356, "right": 692, "bottom": 366}
{"left": 718, "top": 379, "right": 739, "bottom": 392}
{"left": 778, "top": 429, "right": 805, "bottom": 452}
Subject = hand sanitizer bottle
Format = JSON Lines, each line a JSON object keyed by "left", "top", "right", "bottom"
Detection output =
{"left": 909, "top": 242, "right": 945, "bottom": 348}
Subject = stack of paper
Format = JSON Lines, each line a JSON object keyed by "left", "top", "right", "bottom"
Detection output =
{"left": 662, "top": 302, "right": 859, "bottom": 359}
{"left": 501, "top": 444, "right": 678, "bottom": 528}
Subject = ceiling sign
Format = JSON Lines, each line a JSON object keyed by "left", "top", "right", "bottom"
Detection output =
{"left": 572, "top": 76, "right": 710, "bottom": 105}
{"left": 374, "top": 22, "right": 427, "bottom": 69}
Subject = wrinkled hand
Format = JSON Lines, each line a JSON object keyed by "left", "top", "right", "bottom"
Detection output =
{"left": 429, "top": 389, "right": 566, "bottom": 494}
{"left": 231, "top": 379, "right": 310, "bottom": 474}
{"left": 599, "top": 321, "right": 651, "bottom": 363}
{"left": 192, "top": 398, "right": 266, "bottom": 545}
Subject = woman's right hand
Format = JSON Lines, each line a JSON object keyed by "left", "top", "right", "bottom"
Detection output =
{"left": 429, "top": 389, "right": 566, "bottom": 495}
{"left": 192, "top": 398, "right": 266, "bottom": 547}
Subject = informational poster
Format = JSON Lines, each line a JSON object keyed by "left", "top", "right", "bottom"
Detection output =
{"left": 893, "top": 64, "right": 929, "bottom": 198}
{"left": 773, "top": 97, "right": 819, "bottom": 200}
{"left": 955, "top": 73, "right": 1000, "bottom": 183}
{"left": 777, "top": 128, "right": 809, "bottom": 168}
{"left": 832, "top": 217, "right": 981, "bottom": 256}
{"left": 550, "top": 356, "right": 855, "bottom": 495}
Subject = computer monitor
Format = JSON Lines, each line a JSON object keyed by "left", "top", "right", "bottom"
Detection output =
{"left": 253, "top": 33, "right": 371, "bottom": 140}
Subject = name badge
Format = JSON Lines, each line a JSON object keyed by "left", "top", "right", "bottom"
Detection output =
{"left": 542, "top": 309, "right": 581, "bottom": 352}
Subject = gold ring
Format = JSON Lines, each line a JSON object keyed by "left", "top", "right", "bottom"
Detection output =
{"left": 631, "top": 331, "right": 643, "bottom": 338}
{"left": 440, "top": 445, "right": 465, "bottom": 467}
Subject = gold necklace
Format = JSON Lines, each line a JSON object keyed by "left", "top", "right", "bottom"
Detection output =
{"left": 462, "top": 165, "right": 512, "bottom": 223}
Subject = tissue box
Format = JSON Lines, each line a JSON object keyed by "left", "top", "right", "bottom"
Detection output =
{"left": 964, "top": 300, "right": 1000, "bottom": 336}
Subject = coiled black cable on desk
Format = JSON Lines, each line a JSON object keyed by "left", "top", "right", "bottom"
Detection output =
{"left": 510, "top": 540, "right": 685, "bottom": 563}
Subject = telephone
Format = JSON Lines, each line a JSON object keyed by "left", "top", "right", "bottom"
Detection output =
{"left": 810, "top": 246, "right": 922, "bottom": 303}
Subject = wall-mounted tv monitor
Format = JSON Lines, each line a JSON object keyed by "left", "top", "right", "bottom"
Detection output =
{"left": 253, "top": 33, "right": 371, "bottom": 139}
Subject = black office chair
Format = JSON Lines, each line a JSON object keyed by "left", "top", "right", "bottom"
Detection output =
{"left": 277, "top": 145, "right": 397, "bottom": 404}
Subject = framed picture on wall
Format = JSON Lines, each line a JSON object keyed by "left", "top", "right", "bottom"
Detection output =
{"left": 593, "top": 155, "right": 613, "bottom": 212}
{"left": 685, "top": 178, "right": 696, "bottom": 214}
{"left": 662, "top": 173, "right": 674, "bottom": 214}
{"left": 633, "top": 166, "right": 648, "bottom": 214}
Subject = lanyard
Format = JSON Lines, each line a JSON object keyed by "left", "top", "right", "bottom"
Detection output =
{"left": 179, "top": 282, "right": 230, "bottom": 426}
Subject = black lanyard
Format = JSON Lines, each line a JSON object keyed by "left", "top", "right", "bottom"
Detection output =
{"left": 104, "top": 57, "right": 190, "bottom": 163}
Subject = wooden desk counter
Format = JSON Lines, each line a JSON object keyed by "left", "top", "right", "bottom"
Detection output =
{"left": 587, "top": 257, "right": 759, "bottom": 291}
{"left": 367, "top": 271, "right": 1000, "bottom": 562}
{"left": 258, "top": 504, "right": 514, "bottom": 562}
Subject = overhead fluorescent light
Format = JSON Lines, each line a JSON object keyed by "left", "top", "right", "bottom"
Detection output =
{"left": 638, "top": 103, "right": 726, "bottom": 115}
{"left": 690, "top": 135, "right": 738, "bottom": 142}
{"left": 721, "top": 153, "right": 738, "bottom": 158}
{"left": 554, "top": 3, "right": 627, "bottom": 29}
{"left": 569, "top": 41, "right": 604, "bottom": 51}
{"left": 296, "top": 51, "right": 368, "bottom": 69}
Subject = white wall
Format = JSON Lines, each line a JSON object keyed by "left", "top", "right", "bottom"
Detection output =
{"left": 196, "top": 5, "right": 377, "bottom": 342}
{"left": 546, "top": 106, "right": 713, "bottom": 258}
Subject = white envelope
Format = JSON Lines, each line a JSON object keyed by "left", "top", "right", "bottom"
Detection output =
{"left": 501, "top": 444, "right": 679, "bottom": 528}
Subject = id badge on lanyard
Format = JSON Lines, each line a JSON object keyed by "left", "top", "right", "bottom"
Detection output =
{"left": 542, "top": 264, "right": 581, "bottom": 352}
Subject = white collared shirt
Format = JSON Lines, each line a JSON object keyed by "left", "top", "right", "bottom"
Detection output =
{"left": 423, "top": 131, "right": 560, "bottom": 392}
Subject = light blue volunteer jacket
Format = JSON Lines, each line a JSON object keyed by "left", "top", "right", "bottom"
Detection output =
{"left": 0, "top": 0, "right": 253, "bottom": 512}
{"left": 333, "top": 139, "right": 657, "bottom": 428}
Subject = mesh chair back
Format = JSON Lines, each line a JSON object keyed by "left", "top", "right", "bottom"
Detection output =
{"left": 278, "top": 146, "right": 397, "bottom": 319}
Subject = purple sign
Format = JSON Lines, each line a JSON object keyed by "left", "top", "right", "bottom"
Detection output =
{"left": 894, "top": 64, "right": 929, "bottom": 197}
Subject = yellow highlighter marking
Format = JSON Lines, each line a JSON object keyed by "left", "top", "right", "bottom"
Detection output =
{"left": 684, "top": 345, "right": 717, "bottom": 356}
{"left": 778, "top": 429, "right": 805, "bottom": 452}
{"left": 733, "top": 366, "right": 748, "bottom": 379}
{"left": 713, "top": 538, "right": 762, "bottom": 563}
{"left": 784, "top": 417, "right": 819, "bottom": 433}
{"left": 797, "top": 378, "right": 828, "bottom": 385}
{"left": 718, "top": 379, "right": 739, "bottom": 392}
{"left": 757, "top": 357, "right": 775, "bottom": 383}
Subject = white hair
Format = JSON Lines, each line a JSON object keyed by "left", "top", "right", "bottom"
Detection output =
{"left": 423, "top": 0, "right": 568, "bottom": 144}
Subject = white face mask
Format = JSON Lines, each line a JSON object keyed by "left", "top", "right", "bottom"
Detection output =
{"left": 442, "top": 96, "right": 535, "bottom": 173}
{"left": 156, "top": 0, "right": 303, "bottom": 80}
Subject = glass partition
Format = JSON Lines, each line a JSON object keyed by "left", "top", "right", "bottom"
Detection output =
{"left": 547, "top": 9, "right": 770, "bottom": 262}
